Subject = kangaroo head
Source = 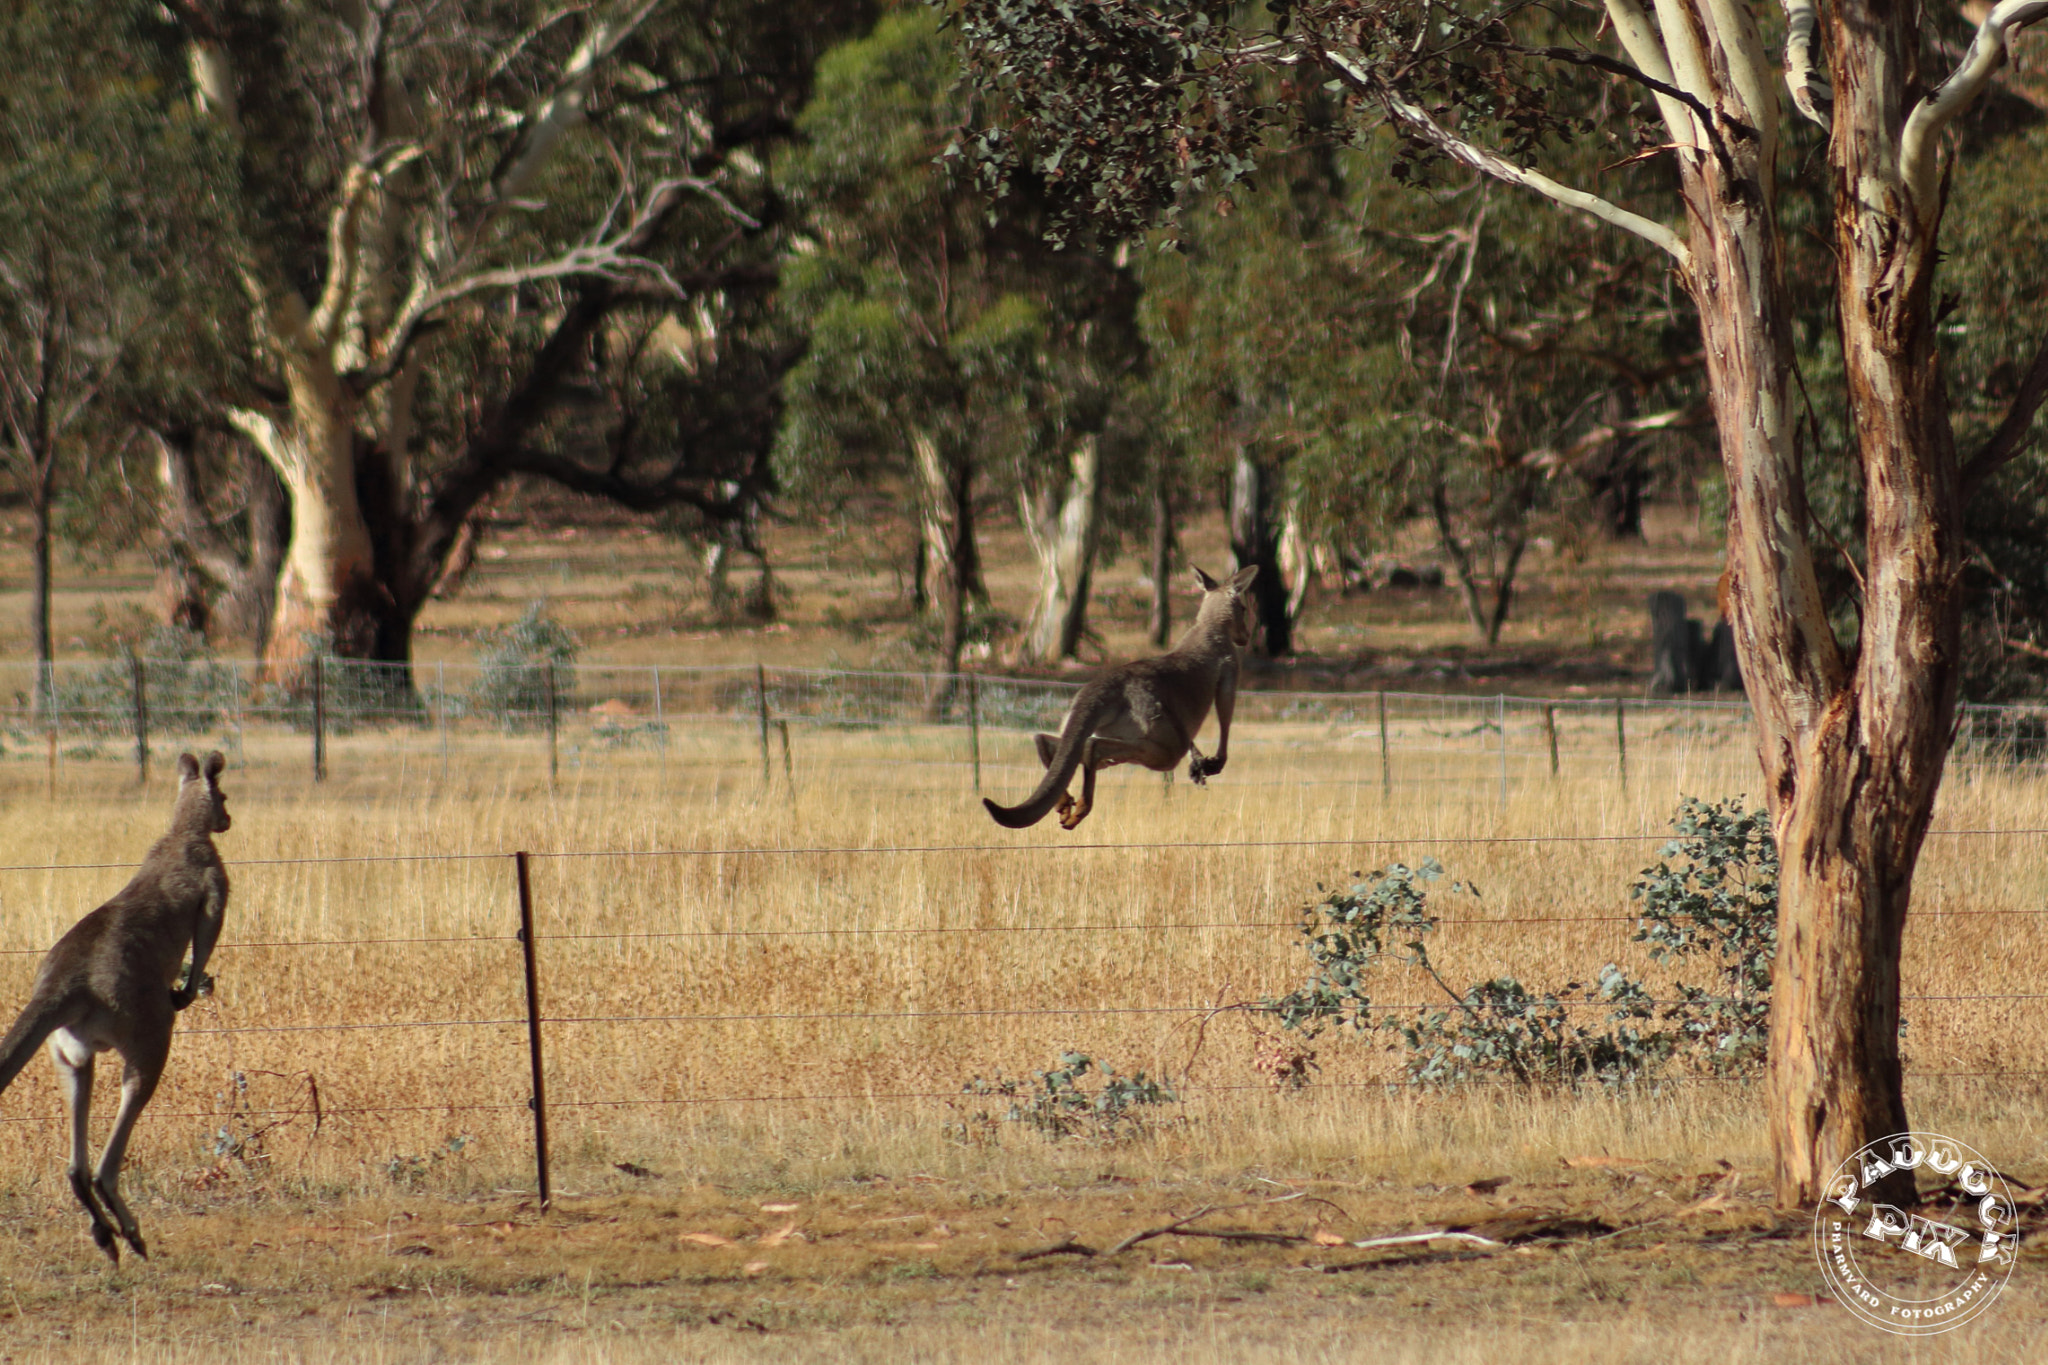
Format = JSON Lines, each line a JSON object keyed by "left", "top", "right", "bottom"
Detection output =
{"left": 1190, "top": 565, "right": 1260, "bottom": 648}
{"left": 177, "top": 751, "right": 232, "bottom": 834}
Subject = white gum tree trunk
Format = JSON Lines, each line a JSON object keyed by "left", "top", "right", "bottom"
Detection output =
{"left": 1018, "top": 436, "right": 1101, "bottom": 663}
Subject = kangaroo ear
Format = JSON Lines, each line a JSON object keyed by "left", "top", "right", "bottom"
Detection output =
{"left": 205, "top": 751, "right": 226, "bottom": 779}
{"left": 1191, "top": 566, "right": 1219, "bottom": 591}
{"left": 178, "top": 753, "right": 201, "bottom": 783}
{"left": 1229, "top": 565, "right": 1259, "bottom": 591}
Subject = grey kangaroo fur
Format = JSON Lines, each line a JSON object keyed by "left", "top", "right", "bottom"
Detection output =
{"left": 0, "top": 751, "right": 231, "bottom": 1262}
{"left": 984, "top": 565, "right": 1258, "bottom": 831}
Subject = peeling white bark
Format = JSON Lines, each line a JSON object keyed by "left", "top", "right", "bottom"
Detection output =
{"left": 1601, "top": 0, "right": 1700, "bottom": 150}
{"left": 1901, "top": 0, "right": 2048, "bottom": 227}
{"left": 1018, "top": 437, "right": 1101, "bottom": 662}
{"left": 1778, "top": 0, "right": 1833, "bottom": 126}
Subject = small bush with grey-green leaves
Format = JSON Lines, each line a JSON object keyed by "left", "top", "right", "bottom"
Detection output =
{"left": 468, "top": 603, "right": 579, "bottom": 731}
{"left": 947, "top": 1051, "right": 1178, "bottom": 1145}
{"left": 1630, "top": 796, "right": 1777, "bottom": 1074}
{"left": 1264, "top": 800, "right": 1778, "bottom": 1087}
{"left": 45, "top": 626, "right": 242, "bottom": 740}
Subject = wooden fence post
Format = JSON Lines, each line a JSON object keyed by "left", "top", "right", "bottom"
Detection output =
{"left": 1543, "top": 705, "right": 1559, "bottom": 778}
{"left": 131, "top": 653, "right": 149, "bottom": 786}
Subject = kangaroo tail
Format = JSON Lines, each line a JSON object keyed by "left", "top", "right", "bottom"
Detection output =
{"left": 982, "top": 705, "right": 1098, "bottom": 830}
{"left": 0, "top": 996, "right": 65, "bottom": 1097}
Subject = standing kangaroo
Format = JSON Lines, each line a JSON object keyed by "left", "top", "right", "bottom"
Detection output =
{"left": 984, "top": 566, "right": 1258, "bottom": 830}
{"left": 0, "top": 751, "right": 231, "bottom": 1261}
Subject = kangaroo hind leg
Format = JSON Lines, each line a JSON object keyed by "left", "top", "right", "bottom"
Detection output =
{"left": 93, "top": 1037, "right": 168, "bottom": 1260}
{"left": 1059, "top": 738, "right": 1177, "bottom": 830}
{"left": 51, "top": 1041, "right": 118, "bottom": 1261}
{"left": 1030, "top": 734, "right": 1080, "bottom": 821}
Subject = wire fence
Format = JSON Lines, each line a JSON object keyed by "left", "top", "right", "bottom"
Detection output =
{"left": 6, "top": 656, "right": 2048, "bottom": 801}
{"left": 0, "top": 833, "right": 2043, "bottom": 1197}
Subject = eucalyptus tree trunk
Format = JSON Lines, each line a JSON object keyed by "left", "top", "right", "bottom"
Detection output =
{"left": 1018, "top": 436, "right": 1101, "bottom": 663}
{"left": 1627, "top": 0, "right": 1964, "bottom": 1209}
{"left": 1229, "top": 447, "right": 1292, "bottom": 657}
{"left": 1148, "top": 470, "right": 1175, "bottom": 648}
{"left": 912, "top": 427, "right": 978, "bottom": 705}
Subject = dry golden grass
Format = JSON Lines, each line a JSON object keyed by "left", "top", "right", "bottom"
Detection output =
{"left": 0, "top": 716, "right": 2039, "bottom": 1205}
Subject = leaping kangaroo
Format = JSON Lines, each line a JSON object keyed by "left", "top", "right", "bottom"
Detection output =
{"left": 984, "top": 565, "right": 1258, "bottom": 831}
{"left": 0, "top": 751, "right": 231, "bottom": 1261}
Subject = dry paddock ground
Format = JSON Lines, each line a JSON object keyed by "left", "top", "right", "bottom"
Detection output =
{"left": 0, "top": 720, "right": 2041, "bottom": 1360}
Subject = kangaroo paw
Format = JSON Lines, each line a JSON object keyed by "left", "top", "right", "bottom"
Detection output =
{"left": 88, "top": 1219, "right": 119, "bottom": 1263}
{"left": 1059, "top": 802, "right": 1090, "bottom": 830}
{"left": 1188, "top": 752, "right": 1212, "bottom": 785}
{"left": 96, "top": 1181, "right": 146, "bottom": 1259}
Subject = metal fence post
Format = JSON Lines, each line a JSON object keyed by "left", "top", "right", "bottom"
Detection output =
{"left": 513, "top": 851, "right": 551, "bottom": 1209}
{"left": 1377, "top": 691, "right": 1391, "bottom": 799}
{"left": 1543, "top": 705, "right": 1559, "bottom": 778}
{"left": 312, "top": 654, "right": 327, "bottom": 783}
{"left": 1497, "top": 694, "right": 1508, "bottom": 810}
{"left": 545, "top": 661, "right": 559, "bottom": 786}
{"left": 1614, "top": 698, "right": 1628, "bottom": 792}
{"left": 131, "top": 653, "right": 149, "bottom": 786}
{"left": 967, "top": 673, "right": 981, "bottom": 794}
{"left": 652, "top": 665, "right": 666, "bottom": 787}
{"left": 437, "top": 660, "right": 449, "bottom": 782}
{"left": 754, "top": 662, "right": 771, "bottom": 785}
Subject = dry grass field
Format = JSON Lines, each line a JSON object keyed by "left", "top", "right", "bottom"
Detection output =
{"left": 0, "top": 508, "right": 2040, "bottom": 1360}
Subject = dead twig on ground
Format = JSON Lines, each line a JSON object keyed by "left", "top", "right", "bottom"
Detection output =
{"left": 1014, "top": 1236, "right": 1096, "bottom": 1260}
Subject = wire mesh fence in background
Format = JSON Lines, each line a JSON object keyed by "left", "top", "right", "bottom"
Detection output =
{"left": 6, "top": 657, "right": 2048, "bottom": 803}
{"left": 0, "top": 834, "right": 2044, "bottom": 1201}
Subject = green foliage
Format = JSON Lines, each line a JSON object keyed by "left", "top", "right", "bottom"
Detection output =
{"left": 777, "top": 9, "right": 1144, "bottom": 550}
{"left": 1267, "top": 799, "right": 1780, "bottom": 1086}
{"left": 48, "top": 626, "right": 239, "bottom": 740}
{"left": 949, "top": 1051, "right": 1179, "bottom": 1144}
{"left": 469, "top": 604, "right": 579, "bottom": 732}
{"left": 1630, "top": 797, "right": 1778, "bottom": 1073}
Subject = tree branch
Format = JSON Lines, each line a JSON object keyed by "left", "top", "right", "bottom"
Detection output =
{"left": 486, "top": 0, "right": 661, "bottom": 212}
{"left": 1513, "top": 45, "right": 1749, "bottom": 142}
{"left": 1777, "top": 0, "right": 1833, "bottom": 126}
{"left": 1901, "top": 0, "right": 2048, "bottom": 226}
{"left": 364, "top": 176, "right": 753, "bottom": 386}
{"left": 1333, "top": 57, "right": 1692, "bottom": 270}
{"left": 311, "top": 145, "right": 425, "bottom": 347}
{"left": 1961, "top": 331, "right": 2048, "bottom": 496}
{"left": 148, "top": 427, "right": 254, "bottom": 587}
{"left": 497, "top": 445, "right": 752, "bottom": 517}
